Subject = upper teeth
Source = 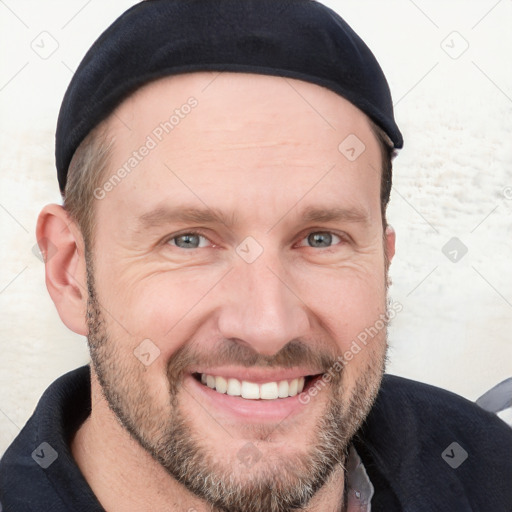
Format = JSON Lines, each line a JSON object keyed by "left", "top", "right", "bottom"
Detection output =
{"left": 200, "top": 374, "right": 305, "bottom": 400}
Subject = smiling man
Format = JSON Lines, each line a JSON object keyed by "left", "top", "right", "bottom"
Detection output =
{"left": 1, "top": 1, "right": 511, "bottom": 511}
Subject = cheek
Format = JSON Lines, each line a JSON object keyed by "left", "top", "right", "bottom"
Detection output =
{"left": 295, "top": 262, "right": 388, "bottom": 351}
{"left": 95, "top": 267, "right": 225, "bottom": 362}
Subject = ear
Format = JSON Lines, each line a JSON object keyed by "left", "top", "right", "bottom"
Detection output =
{"left": 385, "top": 224, "right": 396, "bottom": 264}
{"left": 36, "top": 204, "right": 88, "bottom": 335}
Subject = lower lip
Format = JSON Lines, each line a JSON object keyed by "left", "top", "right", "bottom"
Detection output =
{"left": 185, "top": 375, "right": 312, "bottom": 422}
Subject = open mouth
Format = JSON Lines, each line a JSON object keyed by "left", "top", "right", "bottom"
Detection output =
{"left": 193, "top": 373, "right": 322, "bottom": 400}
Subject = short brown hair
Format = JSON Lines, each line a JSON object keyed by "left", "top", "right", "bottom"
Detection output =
{"left": 63, "top": 122, "right": 113, "bottom": 251}
{"left": 370, "top": 120, "right": 397, "bottom": 227}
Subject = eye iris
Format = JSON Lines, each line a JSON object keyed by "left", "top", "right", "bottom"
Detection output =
{"left": 308, "top": 232, "right": 332, "bottom": 248}
{"left": 175, "top": 234, "right": 200, "bottom": 248}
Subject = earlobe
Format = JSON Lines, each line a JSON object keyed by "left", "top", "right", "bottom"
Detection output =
{"left": 36, "top": 204, "right": 88, "bottom": 336}
{"left": 385, "top": 224, "right": 396, "bottom": 264}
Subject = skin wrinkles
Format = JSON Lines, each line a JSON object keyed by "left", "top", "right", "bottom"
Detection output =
{"left": 109, "top": 213, "right": 381, "bottom": 288}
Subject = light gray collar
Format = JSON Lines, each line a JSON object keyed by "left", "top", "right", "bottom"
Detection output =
{"left": 345, "top": 444, "right": 374, "bottom": 511}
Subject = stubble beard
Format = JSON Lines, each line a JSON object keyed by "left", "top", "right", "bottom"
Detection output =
{"left": 84, "top": 254, "right": 388, "bottom": 512}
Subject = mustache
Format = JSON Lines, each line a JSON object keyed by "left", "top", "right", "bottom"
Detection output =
{"left": 166, "top": 339, "right": 341, "bottom": 382}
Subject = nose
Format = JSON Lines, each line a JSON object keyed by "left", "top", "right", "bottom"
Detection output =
{"left": 217, "top": 257, "right": 311, "bottom": 356}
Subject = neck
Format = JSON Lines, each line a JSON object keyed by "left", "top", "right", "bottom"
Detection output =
{"left": 70, "top": 373, "right": 347, "bottom": 512}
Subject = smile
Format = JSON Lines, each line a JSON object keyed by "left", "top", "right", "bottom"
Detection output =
{"left": 196, "top": 373, "right": 307, "bottom": 400}
{"left": 187, "top": 371, "right": 326, "bottom": 421}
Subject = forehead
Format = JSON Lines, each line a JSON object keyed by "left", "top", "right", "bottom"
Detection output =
{"left": 96, "top": 72, "right": 382, "bottom": 230}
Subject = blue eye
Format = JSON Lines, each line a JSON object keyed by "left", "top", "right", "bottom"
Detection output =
{"left": 299, "top": 232, "right": 342, "bottom": 248}
{"left": 169, "top": 233, "right": 210, "bottom": 249}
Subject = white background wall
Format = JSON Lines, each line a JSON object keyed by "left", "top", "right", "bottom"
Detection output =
{"left": 1, "top": 0, "right": 511, "bottom": 455}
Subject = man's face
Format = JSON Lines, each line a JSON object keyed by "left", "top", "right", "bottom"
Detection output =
{"left": 85, "top": 72, "right": 393, "bottom": 512}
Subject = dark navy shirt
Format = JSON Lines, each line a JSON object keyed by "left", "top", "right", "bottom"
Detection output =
{"left": 1, "top": 365, "right": 511, "bottom": 511}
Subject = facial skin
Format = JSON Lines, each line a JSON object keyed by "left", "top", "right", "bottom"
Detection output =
{"left": 38, "top": 72, "right": 395, "bottom": 512}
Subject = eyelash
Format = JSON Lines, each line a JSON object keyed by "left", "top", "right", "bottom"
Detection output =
{"left": 165, "top": 230, "right": 348, "bottom": 250}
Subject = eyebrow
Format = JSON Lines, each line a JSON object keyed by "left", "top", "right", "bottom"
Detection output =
{"left": 298, "top": 205, "right": 371, "bottom": 225}
{"left": 137, "top": 206, "right": 237, "bottom": 229}
{"left": 136, "top": 204, "right": 370, "bottom": 230}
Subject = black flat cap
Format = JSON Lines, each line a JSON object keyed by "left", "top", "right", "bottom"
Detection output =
{"left": 56, "top": 0, "right": 403, "bottom": 192}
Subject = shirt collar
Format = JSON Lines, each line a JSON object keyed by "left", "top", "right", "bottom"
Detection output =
{"left": 346, "top": 444, "right": 374, "bottom": 511}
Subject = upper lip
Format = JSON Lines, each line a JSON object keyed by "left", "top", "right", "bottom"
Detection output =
{"left": 190, "top": 367, "right": 322, "bottom": 384}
